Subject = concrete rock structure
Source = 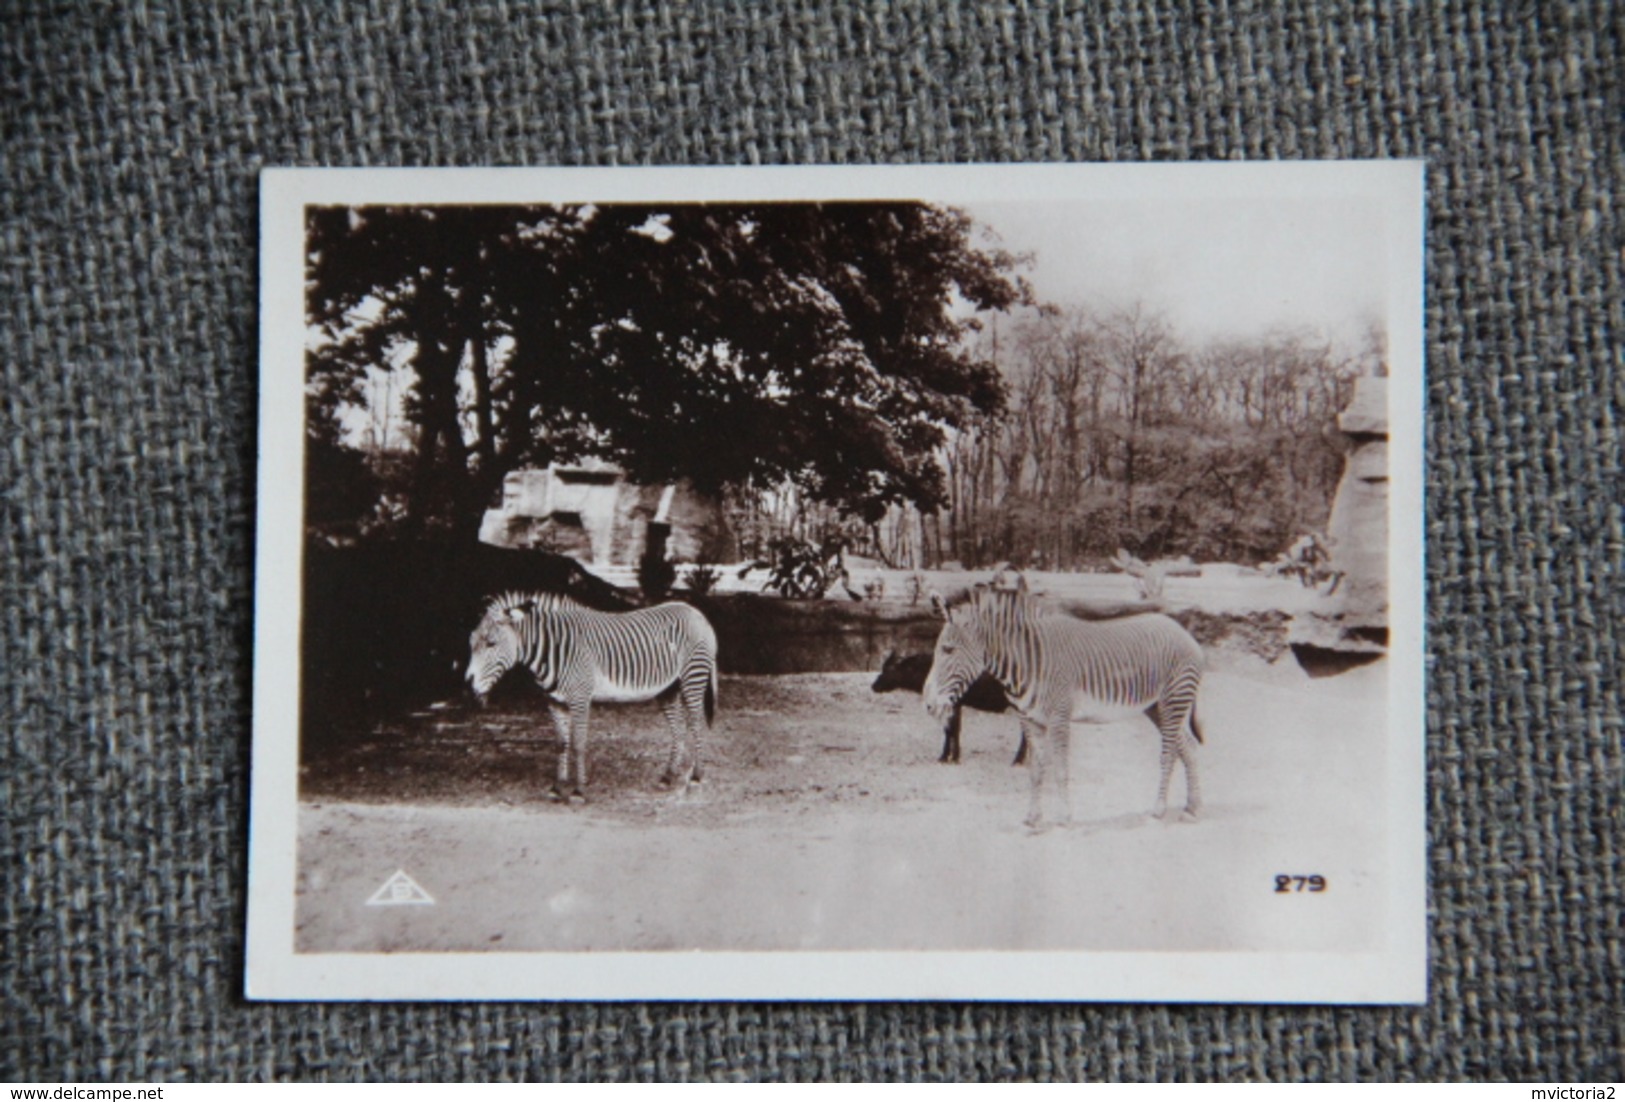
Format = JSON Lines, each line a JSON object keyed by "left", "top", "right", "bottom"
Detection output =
{"left": 1289, "top": 374, "right": 1390, "bottom": 669}
{"left": 478, "top": 462, "right": 731, "bottom": 569}
{"left": 1326, "top": 374, "right": 1390, "bottom": 615}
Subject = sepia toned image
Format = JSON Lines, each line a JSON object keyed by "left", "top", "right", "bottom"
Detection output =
{"left": 249, "top": 164, "right": 1425, "bottom": 1001}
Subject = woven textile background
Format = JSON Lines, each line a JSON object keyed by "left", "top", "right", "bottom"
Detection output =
{"left": 3, "top": 1, "right": 1620, "bottom": 1082}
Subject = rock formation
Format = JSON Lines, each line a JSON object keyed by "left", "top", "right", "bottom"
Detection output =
{"left": 1291, "top": 375, "right": 1390, "bottom": 673}
{"left": 1326, "top": 374, "right": 1389, "bottom": 617}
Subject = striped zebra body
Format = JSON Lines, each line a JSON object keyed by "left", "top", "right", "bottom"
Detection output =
{"left": 466, "top": 591, "right": 718, "bottom": 801}
{"left": 923, "top": 574, "right": 1206, "bottom": 829}
{"left": 1000, "top": 615, "right": 1203, "bottom": 725}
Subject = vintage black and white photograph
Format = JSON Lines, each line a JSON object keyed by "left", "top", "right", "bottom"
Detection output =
{"left": 249, "top": 164, "right": 1425, "bottom": 1001}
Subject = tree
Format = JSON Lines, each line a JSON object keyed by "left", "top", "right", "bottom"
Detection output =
{"left": 1101, "top": 304, "right": 1184, "bottom": 528}
{"left": 305, "top": 202, "right": 1030, "bottom": 540}
{"left": 932, "top": 301, "right": 1368, "bottom": 570}
{"left": 308, "top": 205, "right": 595, "bottom": 538}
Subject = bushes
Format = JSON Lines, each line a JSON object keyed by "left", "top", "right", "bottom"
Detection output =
{"left": 682, "top": 564, "right": 722, "bottom": 596}
{"left": 742, "top": 536, "right": 851, "bottom": 599}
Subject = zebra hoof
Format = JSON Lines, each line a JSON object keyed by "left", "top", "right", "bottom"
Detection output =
{"left": 1178, "top": 809, "right": 1198, "bottom": 823}
{"left": 547, "top": 788, "right": 567, "bottom": 803}
{"left": 568, "top": 792, "right": 587, "bottom": 805}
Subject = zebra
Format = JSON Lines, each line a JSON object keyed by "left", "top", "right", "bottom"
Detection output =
{"left": 922, "top": 569, "right": 1206, "bottom": 830}
{"left": 465, "top": 591, "right": 719, "bottom": 802}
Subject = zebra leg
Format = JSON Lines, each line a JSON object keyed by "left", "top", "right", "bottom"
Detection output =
{"left": 567, "top": 702, "right": 590, "bottom": 803}
{"left": 1178, "top": 743, "right": 1201, "bottom": 821}
{"left": 1049, "top": 713, "right": 1073, "bottom": 828}
{"left": 547, "top": 703, "right": 573, "bottom": 802}
{"left": 939, "top": 706, "right": 962, "bottom": 764}
{"left": 1153, "top": 743, "right": 1177, "bottom": 820}
{"left": 1023, "top": 724, "right": 1048, "bottom": 830}
{"left": 1148, "top": 703, "right": 1192, "bottom": 821}
{"left": 685, "top": 679, "right": 711, "bottom": 789}
{"left": 1146, "top": 704, "right": 1169, "bottom": 818}
{"left": 1175, "top": 703, "right": 1202, "bottom": 821}
{"left": 657, "top": 686, "right": 685, "bottom": 788}
{"left": 681, "top": 671, "right": 709, "bottom": 788}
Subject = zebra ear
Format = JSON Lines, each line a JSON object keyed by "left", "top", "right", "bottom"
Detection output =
{"left": 505, "top": 604, "right": 527, "bottom": 622}
{"left": 929, "top": 591, "right": 948, "bottom": 620}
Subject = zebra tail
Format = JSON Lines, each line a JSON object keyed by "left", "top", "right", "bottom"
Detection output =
{"left": 705, "top": 664, "right": 718, "bottom": 727}
{"left": 1190, "top": 705, "right": 1206, "bottom": 745}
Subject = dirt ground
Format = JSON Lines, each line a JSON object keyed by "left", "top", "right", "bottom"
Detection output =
{"left": 296, "top": 651, "right": 1391, "bottom": 954}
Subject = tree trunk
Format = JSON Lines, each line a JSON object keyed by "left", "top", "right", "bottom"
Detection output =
{"left": 468, "top": 330, "right": 496, "bottom": 476}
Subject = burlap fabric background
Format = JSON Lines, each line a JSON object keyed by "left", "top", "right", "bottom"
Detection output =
{"left": 3, "top": 1, "right": 1620, "bottom": 1082}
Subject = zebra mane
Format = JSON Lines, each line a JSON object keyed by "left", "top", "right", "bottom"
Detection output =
{"left": 943, "top": 564, "right": 1029, "bottom": 601}
{"left": 971, "top": 581, "right": 1046, "bottom": 614}
{"left": 482, "top": 589, "right": 585, "bottom": 618}
{"left": 932, "top": 566, "right": 1053, "bottom": 623}
{"left": 947, "top": 582, "right": 1055, "bottom": 633}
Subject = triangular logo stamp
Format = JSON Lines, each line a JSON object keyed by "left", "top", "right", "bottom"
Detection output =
{"left": 366, "top": 869, "right": 435, "bottom": 906}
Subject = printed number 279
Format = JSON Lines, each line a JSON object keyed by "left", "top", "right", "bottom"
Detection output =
{"left": 1275, "top": 875, "right": 1327, "bottom": 893}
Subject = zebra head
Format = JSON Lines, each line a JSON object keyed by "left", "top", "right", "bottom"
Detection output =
{"left": 466, "top": 605, "right": 525, "bottom": 700}
{"left": 466, "top": 593, "right": 546, "bottom": 700}
{"left": 467, "top": 591, "right": 581, "bottom": 699}
{"left": 922, "top": 593, "right": 989, "bottom": 725}
{"left": 922, "top": 575, "right": 1042, "bottom": 724}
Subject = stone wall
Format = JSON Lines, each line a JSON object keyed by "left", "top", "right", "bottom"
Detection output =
{"left": 694, "top": 595, "right": 946, "bottom": 675}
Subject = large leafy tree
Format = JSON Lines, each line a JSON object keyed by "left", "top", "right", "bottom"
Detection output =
{"left": 307, "top": 202, "right": 1028, "bottom": 538}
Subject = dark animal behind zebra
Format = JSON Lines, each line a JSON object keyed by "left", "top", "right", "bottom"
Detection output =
{"left": 871, "top": 651, "right": 1028, "bottom": 765}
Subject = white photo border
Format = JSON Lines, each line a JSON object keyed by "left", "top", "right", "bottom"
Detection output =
{"left": 249, "top": 162, "right": 1427, "bottom": 1002}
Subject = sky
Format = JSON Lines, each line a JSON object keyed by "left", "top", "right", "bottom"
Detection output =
{"left": 964, "top": 196, "right": 1389, "bottom": 351}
